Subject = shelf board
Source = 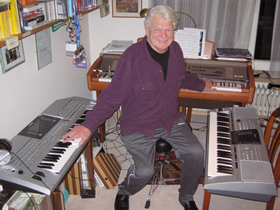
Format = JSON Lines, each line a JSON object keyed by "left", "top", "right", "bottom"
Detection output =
{"left": 0, "top": 6, "right": 99, "bottom": 48}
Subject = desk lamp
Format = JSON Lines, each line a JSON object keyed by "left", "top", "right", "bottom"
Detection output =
{"left": 139, "top": 8, "right": 197, "bottom": 28}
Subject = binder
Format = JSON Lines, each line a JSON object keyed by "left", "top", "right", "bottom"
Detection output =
{"left": 9, "top": 0, "right": 21, "bottom": 35}
{"left": 5, "top": 4, "right": 12, "bottom": 36}
{"left": 0, "top": 4, "right": 5, "bottom": 38}
{"left": 0, "top": 4, "right": 8, "bottom": 38}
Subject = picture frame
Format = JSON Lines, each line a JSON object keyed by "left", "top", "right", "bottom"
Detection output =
{"left": 112, "top": 0, "right": 142, "bottom": 18}
{"left": 0, "top": 40, "right": 25, "bottom": 74}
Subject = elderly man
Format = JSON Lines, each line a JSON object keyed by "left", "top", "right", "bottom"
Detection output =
{"left": 63, "top": 5, "right": 214, "bottom": 210}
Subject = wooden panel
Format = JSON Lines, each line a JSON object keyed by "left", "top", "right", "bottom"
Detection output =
{"left": 93, "top": 153, "right": 121, "bottom": 189}
{"left": 63, "top": 160, "right": 82, "bottom": 195}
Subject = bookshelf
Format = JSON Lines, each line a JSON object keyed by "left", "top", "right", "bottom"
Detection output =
{"left": 0, "top": 6, "right": 99, "bottom": 48}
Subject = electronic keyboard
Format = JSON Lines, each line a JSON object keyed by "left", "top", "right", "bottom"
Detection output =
{"left": 0, "top": 97, "right": 96, "bottom": 195}
{"left": 204, "top": 107, "right": 277, "bottom": 202}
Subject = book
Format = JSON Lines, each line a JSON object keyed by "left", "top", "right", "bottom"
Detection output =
{"left": 0, "top": 189, "right": 16, "bottom": 210}
{"left": 19, "top": 0, "right": 36, "bottom": 6}
{"left": 0, "top": 4, "right": 6, "bottom": 38}
{"left": 1, "top": 4, "right": 9, "bottom": 38}
{"left": 8, "top": 0, "right": 21, "bottom": 35}
{"left": 22, "top": 9, "right": 40, "bottom": 18}
{"left": 23, "top": 13, "right": 44, "bottom": 26}
{"left": 55, "top": 0, "right": 67, "bottom": 19}
{"left": 77, "top": 0, "right": 81, "bottom": 11}
{"left": 46, "top": 0, "right": 56, "bottom": 21}
{"left": 17, "top": 2, "right": 25, "bottom": 32}
{"left": 37, "top": 1, "right": 47, "bottom": 21}
{"left": 0, "top": 5, "right": 4, "bottom": 38}
{"left": 94, "top": 171, "right": 104, "bottom": 187}
{"left": 80, "top": 153, "right": 90, "bottom": 188}
{"left": 23, "top": 20, "right": 48, "bottom": 30}
{"left": 8, "top": 191, "right": 32, "bottom": 210}
{"left": 22, "top": 3, "right": 42, "bottom": 12}
{"left": 5, "top": 4, "right": 12, "bottom": 36}
{"left": 66, "top": 0, "right": 72, "bottom": 17}
{"left": 22, "top": 2, "right": 44, "bottom": 21}
{"left": 214, "top": 48, "right": 252, "bottom": 61}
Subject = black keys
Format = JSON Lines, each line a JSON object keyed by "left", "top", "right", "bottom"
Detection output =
{"left": 217, "top": 116, "right": 229, "bottom": 122}
{"left": 218, "top": 138, "right": 231, "bottom": 144}
{"left": 217, "top": 132, "right": 230, "bottom": 138}
{"left": 218, "top": 150, "right": 232, "bottom": 159}
{"left": 217, "top": 165, "right": 233, "bottom": 174}
{"left": 38, "top": 141, "right": 72, "bottom": 170}
{"left": 217, "top": 158, "right": 232, "bottom": 165}
{"left": 218, "top": 126, "right": 230, "bottom": 133}
{"left": 217, "top": 145, "right": 231, "bottom": 151}
{"left": 216, "top": 111, "right": 233, "bottom": 174}
{"left": 55, "top": 141, "right": 71, "bottom": 148}
{"left": 217, "top": 112, "right": 229, "bottom": 117}
{"left": 50, "top": 148, "right": 65, "bottom": 154}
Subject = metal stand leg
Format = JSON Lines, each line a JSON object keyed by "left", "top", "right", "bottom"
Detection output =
{"left": 145, "top": 157, "right": 181, "bottom": 209}
{"left": 145, "top": 160, "right": 162, "bottom": 209}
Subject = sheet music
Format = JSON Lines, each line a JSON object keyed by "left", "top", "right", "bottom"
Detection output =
{"left": 175, "top": 28, "right": 206, "bottom": 59}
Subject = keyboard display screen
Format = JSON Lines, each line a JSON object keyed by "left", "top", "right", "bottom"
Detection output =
{"left": 18, "top": 115, "right": 60, "bottom": 139}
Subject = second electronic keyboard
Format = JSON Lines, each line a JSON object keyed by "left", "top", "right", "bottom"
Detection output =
{"left": 185, "top": 59, "right": 250, "bottom": 93}
{"left": 204, "top": 107, "right": 277, "bottom": 202}
{"left": 0, "top": 97, "right": 96, "bottom": 195}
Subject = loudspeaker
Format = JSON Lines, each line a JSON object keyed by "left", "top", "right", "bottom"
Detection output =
{"left": 0, "top": 138, "right": 12, "bottom": 165}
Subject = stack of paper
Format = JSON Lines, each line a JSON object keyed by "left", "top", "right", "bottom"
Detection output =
{"left": 102, "top": 40, "right": 133, "bottom": 54}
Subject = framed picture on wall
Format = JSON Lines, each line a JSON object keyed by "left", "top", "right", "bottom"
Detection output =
{"left": 112, "top": 0, "right": 142, "bottom": 18}
{"left": 0, "top": 40, "right": 25, "bottom": 74}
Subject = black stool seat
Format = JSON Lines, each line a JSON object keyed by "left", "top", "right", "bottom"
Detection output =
{"left": 156, "top": 139, "right": 172, "bottom": 154}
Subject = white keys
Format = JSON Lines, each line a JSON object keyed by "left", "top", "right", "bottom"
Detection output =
{"left": 211, "top": 81, "right": 242, "bottom": 92}
{"left": 38, "top": 138, "right": 82, "bottom": 173}
{"left": 207, "top": 112, "right": 233, "bottom": 176}
{"left": 207, "top": 112, "right": 219, "bottom": 176}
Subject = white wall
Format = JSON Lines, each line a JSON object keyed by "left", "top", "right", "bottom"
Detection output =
{"left": 0, "top": 0, "right": 149, "bottom": 140}
{"left": 0, "top": 17, "right": 92, "bottom": 139}
{"left": 88, "top": 0, "right": 149, "bottom": 61}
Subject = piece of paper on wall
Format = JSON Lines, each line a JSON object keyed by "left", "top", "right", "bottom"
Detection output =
{"left": 175, "top": 28, "right": 206, "bottom": 59}
{"left": 35, "top": 28, "right": 52, "bottom": 70}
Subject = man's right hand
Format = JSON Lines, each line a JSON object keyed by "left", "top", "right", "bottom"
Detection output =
{"left": 62, "top": 125, "right": 91, "bottom": 146}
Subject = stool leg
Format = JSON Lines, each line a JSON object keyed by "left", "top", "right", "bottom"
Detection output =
{"left": 159, "top": 161, "right": 164, "bottom": 184}
{"left": 145, "top": 161, "right": 162, "bottom": 209}
{"left": 161, "top": 159, "right": 181, "bottom": 183}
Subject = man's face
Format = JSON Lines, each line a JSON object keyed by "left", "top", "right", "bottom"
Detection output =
{"left": 145, "top": 15, "right": 174, "bottom": 54}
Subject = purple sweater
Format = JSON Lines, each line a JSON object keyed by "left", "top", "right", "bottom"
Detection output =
{"left": 82, "top": 36, "right": 205, "bottom": 137}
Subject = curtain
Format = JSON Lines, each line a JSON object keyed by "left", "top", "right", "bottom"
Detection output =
{"left": 149, "top": 0, "right": 257, "bottom": 49}
{"left": 269, "top": 0, "right": 280, "bottom": 78}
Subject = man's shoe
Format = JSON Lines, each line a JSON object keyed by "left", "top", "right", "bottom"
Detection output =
{"left": 184, "top": 201, "right": 198, "bottom": 210}
{"left": 114, "top": 194, "right": 129, "bottom": 210}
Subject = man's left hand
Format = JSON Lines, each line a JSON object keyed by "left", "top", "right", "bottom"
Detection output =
{"left": 203, "top": 80, "right": 216, "bottom": 92}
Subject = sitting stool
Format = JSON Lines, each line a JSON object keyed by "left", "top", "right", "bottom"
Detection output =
{"left": 145, "top": 139, "right": 182, "bottom": 209}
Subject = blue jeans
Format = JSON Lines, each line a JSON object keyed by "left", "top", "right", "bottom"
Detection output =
{"left": 117, "top": 114, "right": 204, "bottom": 205}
